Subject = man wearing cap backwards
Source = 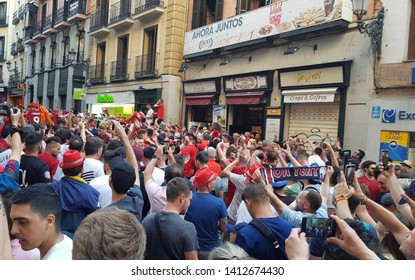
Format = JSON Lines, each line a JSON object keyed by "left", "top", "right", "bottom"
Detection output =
{"left": 399, "top": 160, "right": 413, "bottom": 179}
{"left": 50, "top": 150, "right": 100, "bottom": 238}
{"left": 185, "top": 163, "right": 228, "bottom": 260}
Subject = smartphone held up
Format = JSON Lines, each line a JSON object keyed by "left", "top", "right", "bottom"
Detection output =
{"left": 301, "top": 217, "right": 336, "bottom": 238}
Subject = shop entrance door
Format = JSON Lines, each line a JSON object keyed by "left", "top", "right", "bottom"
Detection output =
{"left": 230, "top": 105, "right": 264, "bottom": 136}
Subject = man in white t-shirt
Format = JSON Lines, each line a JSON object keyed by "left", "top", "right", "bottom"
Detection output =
{"left": 145, "top": 104, "right": 154, "bottom": 125}
{"left": 89, "top": 150, "right": 122, "bottom": 208}
{"left": 10, "top": 184, "right": 73, "bottom": 260}
{"left": 81, "top": 137, "right": 105, "bottom": 183}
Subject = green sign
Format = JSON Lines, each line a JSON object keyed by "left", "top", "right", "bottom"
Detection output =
{"left": 73, "top": 88, "right": 86, "bottom": 100}
{"left": 97, "top": 94, "right": 114, "bottom": 103}
{"left": 73, "top": 75, "right": 85, "bottom": 84}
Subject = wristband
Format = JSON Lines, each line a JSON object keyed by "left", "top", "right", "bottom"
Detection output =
{"left": 335, "top": 196, "right": 348, "bottom": 204}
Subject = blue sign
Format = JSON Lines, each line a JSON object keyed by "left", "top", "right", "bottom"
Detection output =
{"left": 372, "top": 106, "right": 381, "bottom": 119}
{"left": 382, "top": 109, "right": 396, "bottom": 123}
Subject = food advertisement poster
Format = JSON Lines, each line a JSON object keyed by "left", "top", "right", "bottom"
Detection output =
{"left": 213, "top": 105, "right": 226, "bottom": 127}
{"left": 380, "top": 130, "right": 408, "bottom": 163}
{"left": 265, "top": 118, "right": 281, "bottom": 142}
{"left": 184, "top": 0, "right": 353, "bottom": 56}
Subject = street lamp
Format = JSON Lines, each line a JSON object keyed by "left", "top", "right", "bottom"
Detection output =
{"left": 6, "top": 60, "right": 18, "bottom": 84}
{"left": 68, "top": 48, "right": 90, "bottom": 71}
{"left": 351, "top": 0, "right": 385, "bottom": 58}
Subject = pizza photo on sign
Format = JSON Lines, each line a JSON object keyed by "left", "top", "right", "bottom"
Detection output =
{"left": 257, "top": 24, "right": 276, "bottom": 36}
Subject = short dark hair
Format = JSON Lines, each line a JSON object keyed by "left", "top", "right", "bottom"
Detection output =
{"left": 24, "top": 132, "right": 43, "bottom": 151}
{"left": 243, "top": 183, "right": 268, "bottom": 205}
{"left": 55, "top": 128, "right": 72, "bottom": 143}
{"left": 45, "top": 136, "right": 62, "bottom": 146}
{"left": 195, "top": 152, "right": 208, "bottom": 165}
{"left": 143, "top": 146, "right": 156, "bottom": 159}
{"left": 11, "top": 183, "right": 62, "bottom": 232}
{"left": 166, "top": 177, "right": 192, "bottom": 202}
{"left": 103, "top": 150, "right": 122, "bottom": 164}
{"left": 84, "top": 136, "right": 104, "bottom": 156}
{"left": 69, "top": 136, "right": 84, "bottom": 152}
{"left": 107, "top": 140, "right": 123, "bottom": 151}
{"left": 164, "top": 163, "right": 184, "bottom": 183}
{"left": 62, "top": 164, "right": 83, "bottom": 177}
{"left": 305, "top": 190, "right": 322, "bottom": 212}
{"left": 357, "top": 149, "right": 366, "bottom": 161}
{"left": 361, "top": 160, "right": 376, "bottom": 170}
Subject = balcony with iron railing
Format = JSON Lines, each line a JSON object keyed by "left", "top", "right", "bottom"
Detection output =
{"left": 110, "top": 59, "right": 129, "bottom": 82}
{"left": 24, "top": 26, "right": 37, "bottom": 44}
{"left": 109, "top": 0, "right": 133, "bottom": 30}
{"left": 18, "top": 4, "right": 27, "bottom": 19}
{"left": 89, "top": 64, "right": 106, "bottom": 84}
{"left": 33, "top": 21, "right": 47, "bottom": 40}
{"left": 55, "top": 4, "right": 70, "bottom": 30}
{"left": 67, "top": 0, "right": 87, "bottom": 23}
{"left": 12, "top": 11, "right": 19, "bottom": 25}
{"left": 10, "top": 43, "right": 17, "bottom": 56}
{"left": 89, "top": 10, "right": 110, "bottom": 38}
{"left": 16, "top": 39, "right": 24, "bottom": 53}
{"left": 43, "top": 14, "right": 57, "bottom": 35}
{"left": 132, "top": 0, "right": 164, "bottom": 21}
{"left": 135, "top": 53, "right": 158, "bottom": 79}
{"left": 8, "top": 72, "right": 21, "bottom": 86}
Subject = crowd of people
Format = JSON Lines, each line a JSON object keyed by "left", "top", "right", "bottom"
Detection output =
{"left": 1, "top": 100, "right": 415, "bottom": 261}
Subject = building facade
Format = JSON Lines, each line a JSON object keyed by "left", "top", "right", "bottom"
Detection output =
{"left": 9, "top": 0, "right": 91, "bottom": 112}
{"left": 181, "top": 0, "right": 415, "bottom": 162}
{"left": 86, "top": 0, "right": 185, "bottom": 122}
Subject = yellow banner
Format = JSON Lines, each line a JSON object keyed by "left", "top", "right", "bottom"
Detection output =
{"left": 380, "top": 131, "right": 408, "bottom": 146}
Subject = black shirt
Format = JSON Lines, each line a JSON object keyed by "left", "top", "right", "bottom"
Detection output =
{"left": 19, "top": 154, "right": 52, "bottom": 187}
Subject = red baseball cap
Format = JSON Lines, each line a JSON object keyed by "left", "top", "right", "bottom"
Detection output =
{"left": 193, "top": 167, "right": 218, "bottom": 187}
{"left": 59, "top": 150, "right": 85, "bottom": 169}
{"left": 245, "top": 163, "right": 264, "bottom": 180}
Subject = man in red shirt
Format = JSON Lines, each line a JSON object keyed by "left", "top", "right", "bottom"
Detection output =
{"left": 358, "top": 160, "right": 382, "bottom": 201}
{"left": 154, "top": 99, "right": 164, "bottom": 125}
{"left": 180, "top": 133, "right": 198, "bottom": 179}
{"left": 207, "top": 147, "right": 222, "bottom": 176}
{"left": 38, "top": 136, "right": 62, "bottom": 179}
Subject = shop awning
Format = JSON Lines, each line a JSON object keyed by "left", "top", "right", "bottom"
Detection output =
{"left": 185, "top": 95, "right": 213, "bottom": 106}
{"left": 226, "top": 92, "right": 264, "bottom": 105}
{"left": 281, "top": 87, "right": 338, "bottom": 103}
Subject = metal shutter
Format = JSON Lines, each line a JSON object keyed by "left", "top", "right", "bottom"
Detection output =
{"left": 287, "top": 102, "right": 339, "bottom": 149}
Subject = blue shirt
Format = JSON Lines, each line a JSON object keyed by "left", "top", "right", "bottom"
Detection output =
{"left": 184, "top": 193, "right": 228, "bottom": 251}
{"left": 235, "top": 217, "right": 296, "bottom": 260}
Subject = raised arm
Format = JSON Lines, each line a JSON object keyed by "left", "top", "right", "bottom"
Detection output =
{"left": 9, "top": 108, "right": 22, "bottom": 163}
{"left": 113, "top": 120, "right": 140, "bottom": 186}
{"left": 382, "top": 163, "right": 415, "bottom": 227}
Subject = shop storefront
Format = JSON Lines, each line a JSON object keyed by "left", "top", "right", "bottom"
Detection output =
{"left": 86, "top": 91, "right": 135, "bottom": 118}
{"left": 183, "top": 78, "right": 221, "bottom": 128}
{"left": 134, "top": 88, "right": 162, "bottom": 113}
{"left": 276, "top": 61, "right": 352, "bottom": 148}
{"left": 224, "top": 71, "right": 273, "bottom": 137}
